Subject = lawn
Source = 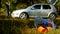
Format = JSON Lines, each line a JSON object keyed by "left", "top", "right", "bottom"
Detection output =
{"left": 0, "top": 18, "right": 60, "bottom": 34}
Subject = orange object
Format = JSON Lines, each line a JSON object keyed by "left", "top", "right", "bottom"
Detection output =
{"left": 47, "top": 23, "right": 52, "bottom": 31}
{"left": 37, "top": 26, "right": 46, "bottom": 34}
{"left": 42, "top": 28, "right": 46, "bottom": 33}
{"left": 47, "top": 23, "right": 52, "bottom": 27}
{"left": 47, "top": 27, "right": 52, "bottom": 31}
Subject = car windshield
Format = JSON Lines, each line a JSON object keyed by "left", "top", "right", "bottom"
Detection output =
{"left": 26, "top": 6, "right": 32, "bottom": 9}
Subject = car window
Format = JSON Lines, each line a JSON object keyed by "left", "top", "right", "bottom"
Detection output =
{"left": 43, "top": 5, "right": 51, "bottom": 9}
{"left": 33, "top": 5, "right": 41, "bottom": 9}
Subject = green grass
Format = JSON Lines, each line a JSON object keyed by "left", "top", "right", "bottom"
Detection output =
{"left": 0, "top": 18, "right": 60, "bottom": 34}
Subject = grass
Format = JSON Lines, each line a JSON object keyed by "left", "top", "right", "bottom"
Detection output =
{"left": 0, "top": 18, "right": 60, "bottom": 34}
{"left": 0, "top": 8, "right": 60, "bottom": 34}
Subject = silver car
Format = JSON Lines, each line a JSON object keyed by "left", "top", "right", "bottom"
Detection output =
{"left": 11, "top": 4, "right": 57, "bottom": 20}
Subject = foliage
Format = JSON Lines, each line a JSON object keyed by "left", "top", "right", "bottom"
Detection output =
{"left": 1, "top": 0, "right": 60, "bottom": 12}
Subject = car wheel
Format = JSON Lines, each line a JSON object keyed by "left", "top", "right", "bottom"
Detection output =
{"left": 19, "top": 13, "right": 28, "bottom": 20}
{"left": 49, "top": 14, "right": 56, "bottom": 20}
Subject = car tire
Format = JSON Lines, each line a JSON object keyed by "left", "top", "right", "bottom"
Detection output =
{"left": 49, "top": 14, "right": 56, "bottom": 20}
{"left": 19, "top": 13, "right": 28, "bottom": 20}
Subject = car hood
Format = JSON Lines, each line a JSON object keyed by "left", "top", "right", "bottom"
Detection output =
{"left": 12, "top": 9, "right": 27, "bottom": 13}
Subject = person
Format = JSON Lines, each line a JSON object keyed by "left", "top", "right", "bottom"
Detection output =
{"left": 5, "top": 2, "right": 10, "bottom": 18}
{"left": 42, "top": 19, "right": 56, "bottom": 29}
{"left": 34, "top": 16, "right": 43, "bottom": 28}
{"left": 34, "top": 16, "right": 56, "bottom": 32}
{"left": 37, "top": 24, "right": 47, "bottom": 34}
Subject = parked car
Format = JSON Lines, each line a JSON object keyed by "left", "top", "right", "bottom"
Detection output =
{"left": 11, "top": 4, "right": 57, "bottom": 20}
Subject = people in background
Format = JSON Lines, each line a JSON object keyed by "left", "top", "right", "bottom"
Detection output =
{"left": 5, "top": 2, "right": 10, "bottom": 18}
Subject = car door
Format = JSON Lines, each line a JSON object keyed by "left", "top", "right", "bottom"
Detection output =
{"left": 29, "top": 5, "right": 41, "bottom": 17}
{"left": 40, "top": 5, "right": 51, "bottom": 17}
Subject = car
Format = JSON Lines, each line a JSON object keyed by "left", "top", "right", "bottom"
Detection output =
{"left": 11, "top": 4, "right": 57, "bottom": 20}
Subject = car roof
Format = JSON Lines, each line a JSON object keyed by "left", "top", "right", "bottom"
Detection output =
{"left": 33, "top": 4, "right": 52, "bottom": 5}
